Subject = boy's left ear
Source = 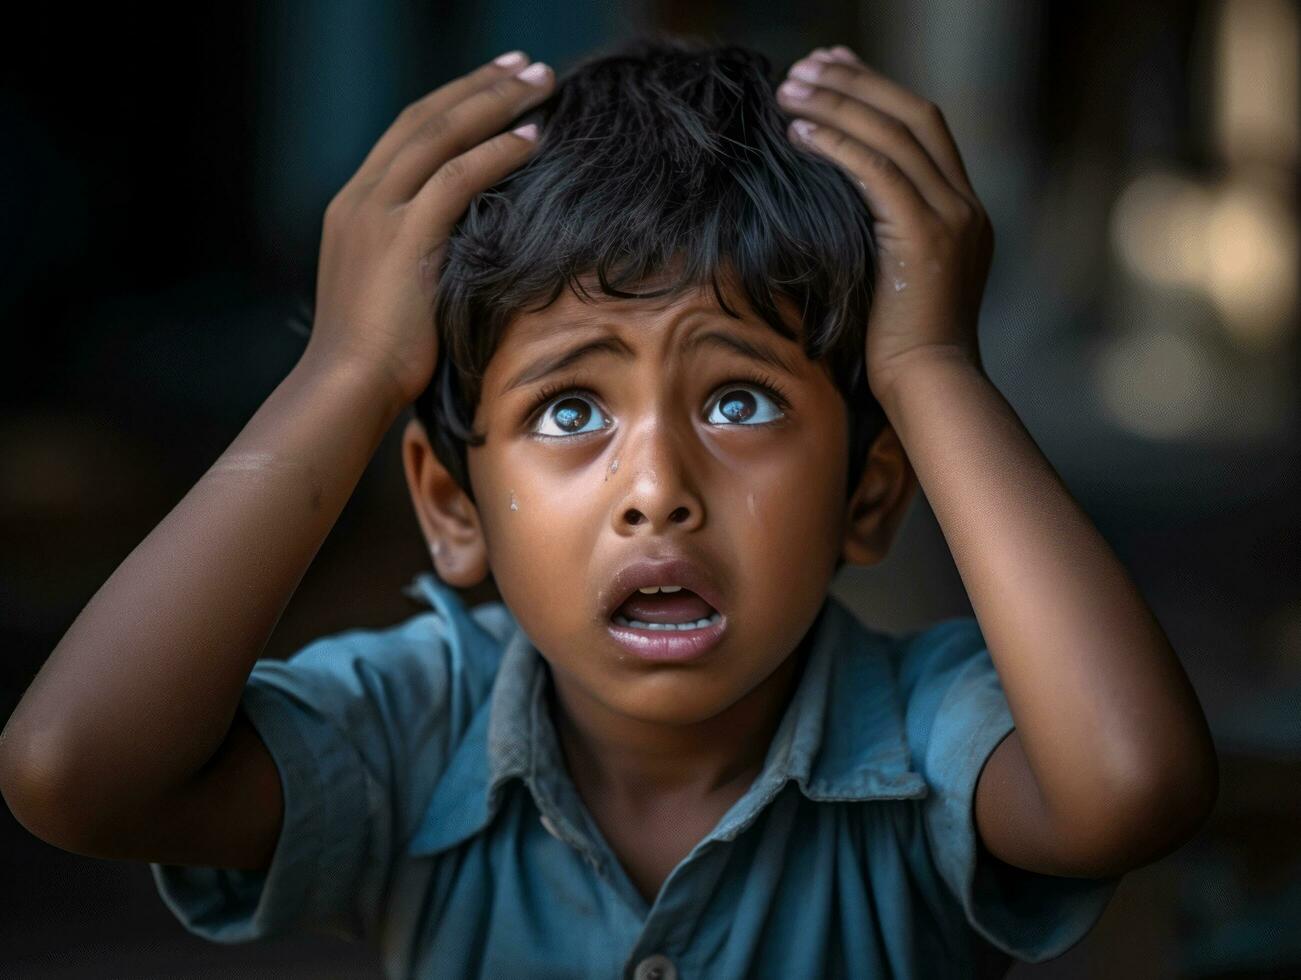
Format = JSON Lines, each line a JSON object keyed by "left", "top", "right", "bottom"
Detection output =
{"left": 840, "top": 423, "right": 919, "bottom": 566}
{"left": 401, "top": 417, "right": 491, "bottom": 588}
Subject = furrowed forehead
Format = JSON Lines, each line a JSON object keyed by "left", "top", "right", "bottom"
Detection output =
{"left": 503, "top": 265, "right": 805, "bottom": 347}
{"left": 487, "top": 280, "right": 814, "bottom": 403}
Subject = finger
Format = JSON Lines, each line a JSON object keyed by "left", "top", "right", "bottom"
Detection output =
{"left": 351, "top": 51, "right": 536, "bottom": 189}
{"left": 776, "top": 76, "right": 968, "bottom": 222}
{"left": 405, "top": 122, "right": 542, "bottom": 248}
{"left": 378, "top": 61, "right": 553, "bottom": 203}
{"left": 790, "top": 51, "right": 976, "bottom": 201}
{"left": 787, "top": 117, "right": 929, "bottom": 230}
{"left": 813, "top": 49, "right": 976, "bottom": 195}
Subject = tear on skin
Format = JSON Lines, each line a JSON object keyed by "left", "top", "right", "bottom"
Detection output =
{"left": 605, "top": 457, "right": 620, "bottom": 482}
{"left": 893, "top": 279, "right": 908, "bottom": 292}
{"left": 747, "top": 491, "right": 757, "bottom": 517}
{"left": 509, "top": 490, "right": 519, "bottom": 512}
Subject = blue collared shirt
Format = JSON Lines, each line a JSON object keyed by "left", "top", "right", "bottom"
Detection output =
{"left": 151, "top": 572, "right": 1123, "bottom": 978}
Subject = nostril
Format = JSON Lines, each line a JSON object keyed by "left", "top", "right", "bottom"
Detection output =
{"left": 670, "top": 507, "right": 690, "bottom": 523}
{"left": 625, "top": 509, "right": 644, "bottom": 525}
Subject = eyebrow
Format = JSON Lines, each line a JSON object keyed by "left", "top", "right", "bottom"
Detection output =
{"left": 686, "top": 330, "right": 802, "bottom": 378}
{"left": 503, "top": 336, "right": 636, "bottom": 393}
{"left": 502, "top": 328, "right": 802, "bottom": 394}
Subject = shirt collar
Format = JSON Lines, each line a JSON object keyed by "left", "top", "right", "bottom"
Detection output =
{"left": 404, "top": 573, "right": 926, "bottom": 857}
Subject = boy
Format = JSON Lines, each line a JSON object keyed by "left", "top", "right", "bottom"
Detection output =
{"left": 0, "top": 35, "right": 1218, "bottom": 979}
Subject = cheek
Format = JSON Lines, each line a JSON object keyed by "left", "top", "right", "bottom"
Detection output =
{"left": 740, "top": 417, "right": 846, "bottom": 541}
{"left": 468, "top": 440, "right": 603, "bottom": 625}
{"left": 727, "top": 418, "right": 847, "bottom": 613}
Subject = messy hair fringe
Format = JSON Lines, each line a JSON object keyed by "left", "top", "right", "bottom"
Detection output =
{"left": 412, "top": 31, "right": 886, "bottom": 504}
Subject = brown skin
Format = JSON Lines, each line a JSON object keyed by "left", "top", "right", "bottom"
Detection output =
{"left": 401, "top": 281, "right": 918, "bottom": 900}
{"left": 0, "top": 37, "right": 1216, "bottom": 902}
{"left": 776, "top": 45, "right": 1219, "bottom": 877}
{"left": 411, "top": 41, "right": 1220, "bottom": 895}
{"left": 0, "top": 52, "right": 557, "bottom": 867}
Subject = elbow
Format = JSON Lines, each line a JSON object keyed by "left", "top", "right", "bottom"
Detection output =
{"left": 1064, "top": 754, "right": 1221, "bottom": 878}
{"left": 1, "top": 761, "right": 75, "bottom": 852}
{"left": 0, "top": 731, "right": 98, "bottom": 853}
{"left": 1080, "top": 709, "right": 1222, "bottom": 877}
{"left": 1138, "top": 732, "right": 1221, "bottom": 859}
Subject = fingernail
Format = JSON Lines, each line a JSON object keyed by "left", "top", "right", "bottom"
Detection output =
{"left": 830, "top": 45, "right": 860, "bottom": 63}
{"left": 511, "top": 122, "right": 540, "bottom": 141}
{"left": 779, "top": 79, "right": 815, "bottom": 100}
{"left": 494, "top": 50, "right": 527, "bottom": 67}
{"left": 792, "top": 119, "right": 818, "bottom": 141}
{"left": 516, "top": 61, "right": 551, "bottom": 85}
{"left": 788, "top": 60, "right": 824, "bottom": 82}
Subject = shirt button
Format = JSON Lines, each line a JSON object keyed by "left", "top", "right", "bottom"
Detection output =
{"left": 539, "top": 813, "right": 561, "bottom": 839}
{"left": 633, "top": 954, "right": 677, "bottom": 980}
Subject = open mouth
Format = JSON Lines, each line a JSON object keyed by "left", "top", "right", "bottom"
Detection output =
{"left": 609, "top": 586, "right": 721, "bottom": 631}
{"left": 599, "top": 559, "right": 729, "bottom": 662}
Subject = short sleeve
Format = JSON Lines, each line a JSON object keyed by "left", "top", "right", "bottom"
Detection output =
{"left": 149, "top": 609, "right": 471, "bottom": 944}
{"left": 898, "top": 617, "right": 1124, "bottom": 963}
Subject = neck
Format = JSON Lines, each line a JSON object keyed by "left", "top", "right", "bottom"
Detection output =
{"left": 548, "top": 632, "right": 814, "bottom": 808}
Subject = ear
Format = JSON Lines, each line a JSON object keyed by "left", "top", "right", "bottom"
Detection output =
{"left": 840, "top": 423, "right": 919, "bottom": 566}
{"left": 401, "top": 416, "right": 490, "bottom": 588}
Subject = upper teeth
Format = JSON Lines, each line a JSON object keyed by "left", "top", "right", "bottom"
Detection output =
{"left": 637, "top": 585, "right": 683, "bottom": 594}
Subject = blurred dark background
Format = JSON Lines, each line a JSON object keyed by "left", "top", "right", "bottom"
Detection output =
{"left": 2, "top": 0, "right": 1297, "bottom": 977}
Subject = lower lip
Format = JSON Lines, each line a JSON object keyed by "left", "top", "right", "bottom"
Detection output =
{"left": 606, "top": 614, "right": 727, "bottom": 662}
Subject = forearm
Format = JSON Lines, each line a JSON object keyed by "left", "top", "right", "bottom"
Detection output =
{"left": 878, "top": 353, "right": 1217, "bottom": 824}
{"left": 0, "top": 347, "right": 401, "bottom": 830}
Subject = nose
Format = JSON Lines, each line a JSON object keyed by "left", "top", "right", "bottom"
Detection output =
{"left": 612, "top": 418, "right": 705, "bottom": 536}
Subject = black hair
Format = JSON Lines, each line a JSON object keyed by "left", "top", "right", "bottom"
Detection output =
{"left": 414, "top": 32, "right": 886, "bottom": 512}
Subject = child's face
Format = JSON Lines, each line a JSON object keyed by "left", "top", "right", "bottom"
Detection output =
{"left": 471, "top": 281, "right": 847, "bottom": 725}
{"left": 404, "top": 274, "right": 914, "bottom": 729}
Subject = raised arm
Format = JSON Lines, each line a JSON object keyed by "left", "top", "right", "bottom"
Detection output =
{"left": 776, "top": 44, "right": 1216, "bottom": 877}
{"left": 0, "top": 51, "right": 554, "bottom": 868}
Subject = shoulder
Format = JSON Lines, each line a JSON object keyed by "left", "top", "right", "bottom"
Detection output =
{"left": 252, "top": 575, "right": 515, "bottom": 729}
{"left": 829, "top": 604, "right": 986, "bottom": 696}
{"left": 879, "top": 613, "right": 1009, "bottom": 808}
{"left": 880, "top": 614, "right": 1123, "bottom": 963}
{"left": 806, "top": 603, "right": 991, "bottom": 763}
{"left": 880, "top": 615, "right": 996, "bottom": 760}
{"left": 892, "top": 615, "right": 988, "bottom": 696}
{"left": 234, "top": 576, "right": 518, "bottom": 827}
{"left": 147, "top": 578, "right": 520, "bottom": 945}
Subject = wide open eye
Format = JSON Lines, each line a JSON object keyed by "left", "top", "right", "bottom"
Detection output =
{"left": 706, "top": 385, "right": 786, "bottom": 426}
{"left": 534, "top": 393, "right": 612, "bottom": 438}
